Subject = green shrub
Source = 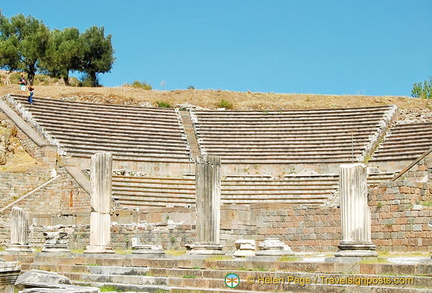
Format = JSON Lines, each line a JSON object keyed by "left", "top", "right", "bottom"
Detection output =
{"left": 131, "top": 80, "right": 152, "bottom": 90}
{"left": 217, "top": 99, "right": 233, "bottom": 109}
{"left": 156, "top": 101, "right": 172, "bottom": 108}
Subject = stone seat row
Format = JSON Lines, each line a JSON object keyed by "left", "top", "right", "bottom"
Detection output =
{"left": 67, "top": 149, "right": 192, "bottom": 162}
{"left": 194, "top": 118, "right": 384, "bottom": 127}
{"left": 25, "top": 104, "right": 182, "bottom": 126}
{"left": 195, "top": 126, "right": 380, "bottom": 135}
{"left": 35, "top": 120, "right": 187, "bottom": 140}
{"left": 194, "top": 105, "right": 393, "bottom": 119}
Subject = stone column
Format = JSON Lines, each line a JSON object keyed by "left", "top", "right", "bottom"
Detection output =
{"left": 189, "top": 155, "right": 224, "bottom": 255}
{"left": 85, "top": 152, "right": 114, "bottom": 254}
{"left": 335, "top": 163, "right": 377, "bottom": 257}
{"left": 6, "top": 207, "right": 31, "bottom": 252}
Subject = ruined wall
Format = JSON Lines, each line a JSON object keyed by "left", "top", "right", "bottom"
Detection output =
{"left": 1, "top": 151, "right": 430, "bottom": 253}
{"left": 0, "top": 168, "right": 90, "bottom": 246}
{"left": 0, "top": 171, "right": 52, "bottom": 205}
{"left": 370, "top": 152, "right": 432, "bottom": 251}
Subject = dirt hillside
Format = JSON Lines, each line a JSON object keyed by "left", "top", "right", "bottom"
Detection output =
{"left": 1, "top": 83, "right": 431, "bottom": 123}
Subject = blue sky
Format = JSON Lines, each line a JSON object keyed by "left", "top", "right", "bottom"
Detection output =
{"left": 1, "top": 0, "right": 431, "bottom": 96}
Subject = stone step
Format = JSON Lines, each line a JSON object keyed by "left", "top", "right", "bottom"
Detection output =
{"left": 65, "top": 265, "right": 432, "bottom": 293}
{"left": 218, "top": 158, "right": 357, "bottom": 164}
{"left": 38, "top": 121, "right": 186, "bottom": 138}
{"left": 30, "top": 110, "right": 181, "bottom": 127}
{"left": 13, "top": 254, "right": 432, "bottom": 276}
{"left": 58, "top": 137, "right": 189, "bottom": 150}
{"left": 201, "top": 139, "right": 368, "bottom": 146}
{"left": 196, "top": 129, "right": 374, "bottom": 141}
{"left": 59, "top": 143, "right": 189, "bottom": 155}
{"left": 43, "top": 129, "right": 187, "bottom": 143}
{"left": 64, "top": 149, "right": 191, "bottom": 159}
{"left": 195, "top": 115, "right": 386, "bottom": 124}
{"left": 195, "top": 124, "right": 380, "bottom": 132}
{"left": 204, "top": 145, "right": 366, "bottom": 151}
{"left": 72, "top": 280, "right": 169, "bottom": 293}
{"left": 66, "top": 272, "right": 167, "bottom": 286}
{"left": 69, "top": 152, "right": 192, "bottom": 163}
{"left": 202, "top": 149, "right": 366, "bottom": 157}
{"left": 113, "top": 176, "right": 195, "bottom": 182}
{"left": 113, "top": 185, "right": 195, "bottom": 192}
{"left": 194, "top": 106, "right": 391, "bottom": 117}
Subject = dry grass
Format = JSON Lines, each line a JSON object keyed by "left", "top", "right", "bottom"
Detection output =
{"left": 1, "top": 84, "right": 431, "bottom": 114}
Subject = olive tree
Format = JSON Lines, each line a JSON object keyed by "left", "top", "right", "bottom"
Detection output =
{"left": 0, "top": 14, "right": 50, "bottom": 85}
{"left": 40, "top": 27, "right": 83, "bottom": 85}
{"left": 79, "top": 26, "right": 115, "bottom": 87}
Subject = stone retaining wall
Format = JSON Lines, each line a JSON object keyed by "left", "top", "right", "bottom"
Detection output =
{"left": 0, "top": 171, "right": 51, "bottom": 206}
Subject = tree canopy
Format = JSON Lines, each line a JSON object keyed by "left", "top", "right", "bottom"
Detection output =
{"left": 0, "top": 14, "right": 115, "bottom": 86}
{"left": 411, "top": 76, "right": 432, "bottom": 99}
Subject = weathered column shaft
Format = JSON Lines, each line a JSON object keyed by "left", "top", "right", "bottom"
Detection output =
{"left": 86, "top": 152, "right": 113, "bottom": 253}
{"left": 90, "top": 152, "right": 112, "bottom": 214}
{"left": 10, "top": 207, "right": 28, "bottom": 245}
{"left": 195, "top": 155, "right": 221, "bottom": 244}
{"left": 338, "top": 163, "right": 376, "bottom": 255}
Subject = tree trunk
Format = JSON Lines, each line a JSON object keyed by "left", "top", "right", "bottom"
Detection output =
{"left": 63, "top": 76, "right": 70, "bottom": 86}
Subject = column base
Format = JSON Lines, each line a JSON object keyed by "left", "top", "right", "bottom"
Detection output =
{"left": 42, "top": 244, "right": 70, "bottom": 253}
{"left": 84, "top": 246, "right": 114, "bottom": 254}
{"left": 5, "top": 245, "right": 32, "bottom": 253}
{"left": 255, "top": 250, "right": 295, "bottom": 257}
{"left": 335, "top": 250, "right": 378, "bottom": 257}
{"left": 336, "top": 242, "right": 377, "bottom": 257}
{"left": 132, "top": 245, "right": 165, "bottom": 256}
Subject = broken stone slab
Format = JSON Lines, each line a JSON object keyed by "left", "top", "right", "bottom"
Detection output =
{"left": 15, "top": 270, "right": 71, "bottom": 287}
{"left": 256, "top": 238, "right": 293, "bottom": 256}
{"left": 15, "top": 270, "right": 100, "bottom": 293}
{"left": 187, "top": 244, "right": 224, "bottom": 255}
{"left": 131, "top": 237, "right": 165, "bottom": 255}
{"left": 42, "top": 231, "right": 70, "bottom": 253}
{"left": 234, "top": 239, "right": 256, "bottom": 257}
{"left": 0, "top": 259, "right": 21, "bottom": 293}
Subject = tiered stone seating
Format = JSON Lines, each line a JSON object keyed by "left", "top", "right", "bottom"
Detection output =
{"left": 112, "top": 175, "right": 196, "bottom": 208}
{"left": 8, "top": 95, "right": 192, "bottom": 163}
{"left": 371, "top": 122, "right": 432, "bottom": 162}
{"left": 222, "top": 175, "right": 338, "bottom": 205}
{"left": 192, "top": 106, "right": 395, "bottom": 164}
{"left": 111, "top": 172, "right": 396, "bottom": 208}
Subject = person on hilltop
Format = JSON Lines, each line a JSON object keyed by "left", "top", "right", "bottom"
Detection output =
{"left": 19, "top": 74, "right": 27, "bottom": 92}
{"left": 28, "top": 86, "right": 34, "bottom": 104}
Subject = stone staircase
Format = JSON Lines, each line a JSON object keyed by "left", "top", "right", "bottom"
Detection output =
{"left": 8, "top": 253, "right": 432, "bottom": 293}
